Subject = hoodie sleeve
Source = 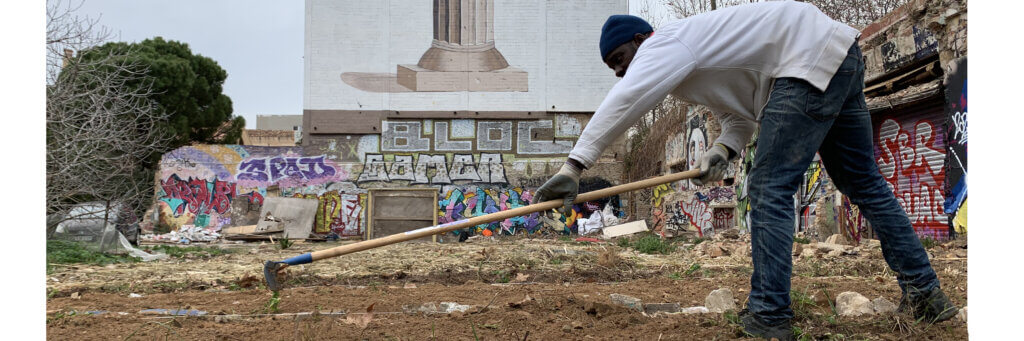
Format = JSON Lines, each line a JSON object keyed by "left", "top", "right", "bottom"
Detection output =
{"left": 712, "top": 111, "right": 757, "bottom": 158}
{"left": 568, "top": 35, "right": 697, "bottom": 169}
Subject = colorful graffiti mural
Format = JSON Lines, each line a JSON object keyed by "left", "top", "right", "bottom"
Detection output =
{"left": 679, "top": 196, "right": 714, "bottom": 237}
{"left": 943, "top": 57, "right": 967, "bottom": 236}
{"left": 291, "top": 191, "right": 366, "bottom": 236}
{"left": 874, "top": 115, "right": 948, "bottom": 239}
{"left": 438, "top": 186, "right": 542, "bottom": 235}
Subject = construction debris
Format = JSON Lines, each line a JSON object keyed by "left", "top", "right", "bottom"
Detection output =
{"left": 609, "top": 293, "right": 643, "bottom": 312}
{"left": 705, "top": 288, "right": 736, "bottom": 313}
{"left": 602, "top": 220, "right": 648, "bottom": 238}
{"left": 836, "top": 292, "right": 874, "bottom": 316}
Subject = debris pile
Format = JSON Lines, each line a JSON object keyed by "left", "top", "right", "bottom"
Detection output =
{"left": 141, "top": 224, "right": 221, "bottom": 244}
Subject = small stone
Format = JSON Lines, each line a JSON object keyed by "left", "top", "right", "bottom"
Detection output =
{"left": 609, "top": 294, "right": 643, "bottom": 312}
{"left": 403, "top": 283, "right": 417, "bottom": 289}
{"left": 957, "top": 306, "right": 967, "bottom": 322}
{"left": 953, "top": 249, "right": 967, "bottom": 258}
{"left": 836, "top": 292, "right": 874, "bottom": 316}
{"left": 705, "top": 288, "right": 736, "bottom": 313}
{"left": 129, "top": 293, "right": 143, "bottom": 298}
{"left": 562, "top": 324, "right": 573, "bottom": 333}
{"left": 71, "top": 292, "right": 80, "bottom": 300}
{"left": 719, "top": 228, "right": 740, "bottom": 240}
{"left": 572, "top": 321, "right": 584, "bottom": 329}
{"left": 872, "top": 297, "right": 897, "bottom": 314}
{"left": 644, "top": 303, "right": 681, "bottom": 315}
{"left": 709, "top": 246, "right": 725, "bottom": 258}
{"left": 440, "top": 302, "right": 471, "bottom": 313}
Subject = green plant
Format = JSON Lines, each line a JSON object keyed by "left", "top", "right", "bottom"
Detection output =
{"left": 263, "top": 291, "right": 281, "bottom": 314}
{"left": 794, "top": 236, "right": 811, "bottom": 244}
{"left": 684, "top": 263, "right": 702, "bottom": 276}
{"left": 493, "top": 270, "right": 511, "bottom": 283}
{"left": 668, "top": 272, "right": 683, "bottom": 280}
{"left": 920, "top": 236, "right": 937, "bottom": 249}
{"left": 691, "top": 236, "right": 709, "bottom": 245}
{"left": 616, "top": 237, "right": 631, "bottom": 248}
{"left": 790, "top": 288, "right": 818, "bottom": 320}
{"left": 277, "top": 238, "right": 295, "bottom": 250}
{"left": 548, "top": 257, "right": 564, "bottom": 265}
{"left": 558, "top": 235, "right": 572, "bottom": 242}
{"left": 46, "top": 240, "right": 140, "bottom": 273}
{"left": 633, "top": 235, "right": 675, "bottom": 255}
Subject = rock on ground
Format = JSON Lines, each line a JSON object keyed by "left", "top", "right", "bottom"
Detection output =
{"left": 644, "top": 303, "right": 681, "bottom": 315}
{"left": 957, "top": 306, "right": 967, "bottom": 322}
{"left": 705, "top": 288, "right": 736, "bottom": 313}
{"left": 826, "top": 234, "right": 849, "bottom": 245}
{"left": 609, "top": 294, "right": 643, "bottom": 312}
{"left": 836, "top": 292, "right": 874, "bottom": 316}
{"left": 872, "top": 297, "right": 897, "bottom": 314}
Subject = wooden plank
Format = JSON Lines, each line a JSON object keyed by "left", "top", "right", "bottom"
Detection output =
{"left": 221, "top": 225, "right": 258, "bottom": 235}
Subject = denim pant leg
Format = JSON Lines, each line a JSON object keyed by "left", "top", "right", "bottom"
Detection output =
{"left": 746, "top": 81, "right": 833, "bottom": 324}
{"left": 816, "top": 55, "right": 940, "bottom": 299}
{"left": 747, "top": 44, "right": 864, "bottom": 324}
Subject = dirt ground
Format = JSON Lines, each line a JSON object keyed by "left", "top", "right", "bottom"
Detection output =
{"left": 46, "top": 234, "right": 968, "bottom": 340}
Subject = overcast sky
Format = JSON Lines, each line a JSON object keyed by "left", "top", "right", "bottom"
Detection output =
{"left": 72, "top": 0, "right": 673, "bottom": 129}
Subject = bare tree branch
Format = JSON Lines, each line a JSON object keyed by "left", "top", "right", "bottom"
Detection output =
{"left": 46, "top": 0, "right": 170, "bottom": 235}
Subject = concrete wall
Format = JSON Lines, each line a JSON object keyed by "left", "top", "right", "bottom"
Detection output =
{"left": 256, "top": 115, "right": 303, "bottom": 131}
{"left": 149, "top": 114, "right": 627, "bottom": 239}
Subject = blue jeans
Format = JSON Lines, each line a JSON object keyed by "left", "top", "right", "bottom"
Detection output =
{"left": 746, "top": 43, "right": 940, "bottom": 324}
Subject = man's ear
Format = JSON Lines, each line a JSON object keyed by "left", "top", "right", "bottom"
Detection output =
{"left": 633, "top": 32, "right": 648, "bottom": 45}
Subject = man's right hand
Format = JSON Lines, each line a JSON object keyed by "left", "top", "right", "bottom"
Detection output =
{"left": 531, "top": 162, "right": 582, "bottom": 216}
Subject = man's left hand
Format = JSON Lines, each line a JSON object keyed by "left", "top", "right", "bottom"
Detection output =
{"left": 693, "top": 143, "right": 730, "bottom": 186}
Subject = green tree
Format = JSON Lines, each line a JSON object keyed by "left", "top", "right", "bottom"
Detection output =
{"left": 80, "top": 37, "right": 245, "bottom": 151}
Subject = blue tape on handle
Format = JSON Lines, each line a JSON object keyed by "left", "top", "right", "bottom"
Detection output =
{"left": 281, "top": 253, "right": 313, "bottom": 265}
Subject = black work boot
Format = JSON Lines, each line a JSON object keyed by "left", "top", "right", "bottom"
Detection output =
{"left": 739, "top": 308, "right": 794, "bottom": 341}
{"left": 897, "top": 287, "right": 959, "bottom": 324}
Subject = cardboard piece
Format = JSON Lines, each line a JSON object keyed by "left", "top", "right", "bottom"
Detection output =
{"left": 602, "top": 220, "right": 649, "bottom": 238}
{"left": 255, "top": 197, "right": 319, "bottom": 239}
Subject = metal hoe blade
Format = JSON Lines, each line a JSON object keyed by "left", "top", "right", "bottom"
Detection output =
{"left": 263, "top": 261, "right": 286, "bottom": 292}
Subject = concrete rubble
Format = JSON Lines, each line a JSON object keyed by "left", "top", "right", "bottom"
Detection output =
{"left": 609, "top": 293, "right": 643, "bottom": 312}
{"left": 836, "top": 292, "right": 874, "bottom": 316}
{"left": 872, "top": 297, "right": 897, "bottom": 314}
{"left": 705, "top": 288, "right": 736, "bottom": 313}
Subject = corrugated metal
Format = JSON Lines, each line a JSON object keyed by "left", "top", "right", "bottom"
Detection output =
{"left": 871, "top": 98, "right": 949, "bottom": 239}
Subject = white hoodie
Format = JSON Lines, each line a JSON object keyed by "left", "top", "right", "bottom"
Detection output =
{"left": 568, "top": 1, "right": 860, "bottom": 168}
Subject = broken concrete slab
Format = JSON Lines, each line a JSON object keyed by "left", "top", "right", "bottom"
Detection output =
{"left": 679, "top": 306, "right": 710, "bottom": 314}
{"left": 439, "top": 302, "right": 471, "bottom": 313}
{"left": 255, "top": 197, "right": 318, "bottom": 239}
{"left": 836, "top": 292, "right": 874, "bottom": 317}
{"left": 602, "top": 220, "right": 648, "bottom": 238}
{"left": 609, "top": 294, "right": 643, "bottom": 312}
{"left": 705, "top": 288, "right": 736, "bottom": 313}
{"left": 643, "top": 303, "right": 681, "bottom": 315}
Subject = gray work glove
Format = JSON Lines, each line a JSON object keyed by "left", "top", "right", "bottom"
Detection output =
{"left": 531, "top": 162, "right": 582, "bottom": 216}
{"left": 693, "top": 143, "right": 730, "bottom": 186}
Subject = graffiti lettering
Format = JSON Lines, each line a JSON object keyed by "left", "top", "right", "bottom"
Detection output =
{"left": 951, "top": 111, "right": 967, "bottom": 146}
{"left": 237, "top": 155, "right": 337, "bottom": 184}
{"left": 160, "top": 175, "right": 236, "bottom": 216}
{"left": 712, "top": 208, "right": 734, "bottom": 232}
{"left": 358, "top": 153, "right": 507, "bottom": 184}
{"left": 517, "top": 120, "right": 574, "bottom": 154}
{"left": 680, "top": 196, "right": 713, "bottom": 237}
{"left": 875, "top": 118, "right": 948, "bottom": 238}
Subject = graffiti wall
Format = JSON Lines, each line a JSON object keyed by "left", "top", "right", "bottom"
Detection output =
{"left": 154, "top": 145, "right": 367, "bottom": 237}
{"left": 153, "top": 114, "right": 627, "bottom": 239}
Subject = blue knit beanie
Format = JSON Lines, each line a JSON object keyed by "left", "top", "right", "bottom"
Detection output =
{"left": 600, "top": 15, "right": 653, "bottom": 61}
